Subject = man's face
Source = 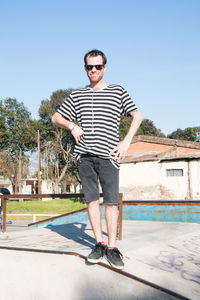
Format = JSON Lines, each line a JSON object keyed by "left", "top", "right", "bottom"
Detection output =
{"left": 85, "top": 55, "right": 106, "bottom": 84}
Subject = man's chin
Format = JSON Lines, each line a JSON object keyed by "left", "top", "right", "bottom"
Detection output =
{"left": 90, "top": 78, "right": 99, "bottom": 84}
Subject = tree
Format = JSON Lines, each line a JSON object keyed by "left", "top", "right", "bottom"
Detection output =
{"left": 168, "top": 127, "right": 200, "bottom": 142}
{"left": 0, "top": 150, "right": 29, "bottom": 193}
{"left": 39, "top": 89, "right": 74, "bottom": 126}
{"left": 1, "top": 98, "right": 38, "bottom": 194}
{"left": 119, "top": 117, "right": 165, "bottom": 140}
{"left": 38, "top": 89, "right": 77, "bottom": 193}
{"left": 3, "top": 98, "right": 37, "bottom": 153}
{"left": 137, "top": 119, "right": 165, "bottom": 137}
{"left": 0, "top": 100, "right": 9, "bottom": 150}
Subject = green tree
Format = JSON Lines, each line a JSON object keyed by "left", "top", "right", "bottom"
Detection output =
{"left": 137, "top": 119, "right": 165, "bottom": 137}
{"left": 119, "top": 117, "right": 165, "bottom": 140}
{"left": 168, "top": 127, "right": 200, "bottom": 142}
{"left": 38, "top": 89, "right": 77, "bottom": 193}
{"left": 0, "top": 100, "right": 9, "bottom": 150}
{"left": 39, "top": 89, "right": 73, "bottom": 126}
{"left": 1, "top": 98, "right": 38, "bottom": 193}
{"left": 0, "top": 150, "right": 29, "bottom": 193}
{"left": 3, "top": 98, "right": 37, "bottom": 153}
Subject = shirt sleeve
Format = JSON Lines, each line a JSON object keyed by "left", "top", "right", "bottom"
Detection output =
{"left": 121, "top": 87, "right": 138, "bottom": 117}
{"left": 57, "top": 94, "right": 76, "bottom": 121}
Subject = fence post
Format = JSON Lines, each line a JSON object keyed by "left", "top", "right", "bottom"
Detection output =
{"left": 118, "top": 193, "right": 123, "bottom": 240}
{"left": 2, "top": 196, "right": 6, "bottom": 233}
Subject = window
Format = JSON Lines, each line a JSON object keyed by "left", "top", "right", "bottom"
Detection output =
{"left": 166, "top": 169, "right": 183, "bottom": 176}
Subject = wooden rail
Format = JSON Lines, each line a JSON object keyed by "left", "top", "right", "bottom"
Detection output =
{"left": 1, "top": 194, "right": 199, "bottom": 240}
{"left": 0, "top": 193, "right": 123, "bottom": 240}
{"left": 123, "top": 200, "right": 200, "bottom": 206}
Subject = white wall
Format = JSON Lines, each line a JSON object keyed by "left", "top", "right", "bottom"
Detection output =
{"left": 22, "top": 184, "right": 32, "bottom": 194}
{"left": 160, "top": 160, "right": 188, "bottom": 200}
{"left": 119, "top": 159, "right": 200, "bottom": 200}
{"left": 70, "top": 184, "right": 81, "bottom": 193}
{"left": 190, "top": 160, "right": 200, "bottom": 200}
{"left": 120, "top": 161, "right": 163, "bottom": 200}
{"left": 41, "top": 180, "right": 53, "bottom": 194}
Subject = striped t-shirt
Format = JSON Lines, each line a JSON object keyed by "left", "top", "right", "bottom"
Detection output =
{"left": 57, "top": 84, "right": 138, "bottom": 168}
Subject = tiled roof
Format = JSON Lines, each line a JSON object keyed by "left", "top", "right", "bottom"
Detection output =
{"left": 122, "top": 136, "right": 200, "bottom": 164}
{"left": 132, "top": 135, "right": 200, "bottom": 149}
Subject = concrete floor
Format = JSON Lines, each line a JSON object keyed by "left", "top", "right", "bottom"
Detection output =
{"left": 0, "top": 220, "right": 200, "bottom": 299}
{"left": 5, "top": 220, "right": 30, "bottom": 232}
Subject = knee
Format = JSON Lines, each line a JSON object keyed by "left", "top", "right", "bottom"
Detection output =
{"left": 105, "top": 204, "right": 118, "bottom": 211}
{"left": 87, "top": 199, "right": 99, "bottom": 208}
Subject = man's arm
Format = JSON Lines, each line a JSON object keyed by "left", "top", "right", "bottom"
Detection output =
{"left": 110, "top": 110, "right": 142, "bottom": 161}
{"left": 51, "top": 112, "right": 84, "bottom": 144}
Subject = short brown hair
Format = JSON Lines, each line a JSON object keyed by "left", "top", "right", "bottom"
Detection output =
{"left": 84, "top": 49, "right": 107, "bottom": 65}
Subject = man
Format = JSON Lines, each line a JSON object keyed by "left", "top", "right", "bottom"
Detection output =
{"left": 52, "top": 49, "right": 142, "bottom": 269}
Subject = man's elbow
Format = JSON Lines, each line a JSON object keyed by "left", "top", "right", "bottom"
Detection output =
{"left": 137, "top": 111, "right": 143, "bottom": 124}
{"left": 132, "top": 110, "right": 143, "bottom": 123}
{"left": 51, "top": 112, "right": 59, "bottom": 125}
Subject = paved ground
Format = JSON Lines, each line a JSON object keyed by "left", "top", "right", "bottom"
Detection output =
{"left": 0, "top": 220, "right": 200, "bottom": 299}
{"left": 6, "top": 220, "right": 30, "bottom": 232}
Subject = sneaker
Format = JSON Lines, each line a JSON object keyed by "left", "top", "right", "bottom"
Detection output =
{"left": 87, "top": 243, "right": 106, "bottom": 263}
{"left": 105, "top": 247, "right": 124, "bottom": 270}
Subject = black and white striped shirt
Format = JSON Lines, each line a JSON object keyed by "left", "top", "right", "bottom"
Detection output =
{"left": 57, "top": 84, "right": 138, "bottom": 168}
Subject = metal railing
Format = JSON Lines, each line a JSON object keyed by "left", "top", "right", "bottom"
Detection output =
{"left": 0, "top": 193, "right": 123, "bottom": 240}
{"left": 1, "top": 194, "right": 199, "bottom": 240}
{"left": 6, "top": 214, "right": 59, "bottom": 223}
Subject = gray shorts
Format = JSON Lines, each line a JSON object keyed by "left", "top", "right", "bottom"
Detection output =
{"left": 77, "top": 154, "right": 119, "bottom": 205}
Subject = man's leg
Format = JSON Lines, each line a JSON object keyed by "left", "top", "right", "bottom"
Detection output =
{"left": 105, "top": 204, "right": 119, "bottom": 247}
{"left": 86, "top": 199, "right": 106, "bottom": 262}
{"left": 77, "top": 155, "right": 106, "bottom": 263}
{"left": 105, "top": 204, "right": 124, "bottom": 269}
{"left": 78, "top": 156, "right": 102, "bottom": 242}
{"left": 98, "top": 158, "right": 124, "bottom": 269}
{"left": 87, "top": 199, "right": 104, "bottom": 243}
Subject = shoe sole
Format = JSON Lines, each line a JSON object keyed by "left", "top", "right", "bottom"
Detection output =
{"left": 87, "top": 257, "right": 103, "bottom": 263}
{"left": 105, "top": 257, "right": 124, "bottom": 270}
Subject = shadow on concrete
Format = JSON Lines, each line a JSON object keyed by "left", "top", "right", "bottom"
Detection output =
{"left": 47, "top": 222, "right": 108, "bottom": 248}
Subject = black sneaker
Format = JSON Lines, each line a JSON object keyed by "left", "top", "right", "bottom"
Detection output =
{"left": 105, "top": 247, "right": 124, "bottom": 269}
{"left": 87, "top": 243, "right": 106, "bottom": 263}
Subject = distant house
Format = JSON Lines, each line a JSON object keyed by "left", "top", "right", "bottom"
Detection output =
{"left": 120, "top": 135, "right": 200, "bottom": 200}
{"left": 21, "top": 178, "right": 54, "bottom": 194}
{"left": 0, "top": 174, "right": 12, "bottom": 194}
{"left": 0, "top": 176, "right": 55, "bottom": 196}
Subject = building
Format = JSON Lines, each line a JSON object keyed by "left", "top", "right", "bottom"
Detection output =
{"left": 0, "top": 174, "right": 12, "bottom": 193}
{"left": 120, "top": 135, "right": 200, "bottom": 200}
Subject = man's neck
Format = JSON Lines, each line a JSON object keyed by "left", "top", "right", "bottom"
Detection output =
{"left": 90, "top": 80, "right": 107, "bottom": 91}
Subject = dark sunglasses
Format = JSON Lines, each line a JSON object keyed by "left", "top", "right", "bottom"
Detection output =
{"left": 85, "top": 64, "right": 104, "bottom": 71}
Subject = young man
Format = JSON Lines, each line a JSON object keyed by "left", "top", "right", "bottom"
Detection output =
{"left": 52, "top": 49, "right": 142, "bottom": 269}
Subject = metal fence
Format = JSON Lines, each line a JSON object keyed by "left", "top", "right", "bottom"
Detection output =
{"left": 0, "top": 193, "right": 123, "bottom": 240}
{"left": 1, "top": 193, "right": 200, "bottom": 240}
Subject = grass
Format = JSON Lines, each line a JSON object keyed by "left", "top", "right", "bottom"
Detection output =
{"left": 6, "top": 198, "right": 87, "bottom": 221}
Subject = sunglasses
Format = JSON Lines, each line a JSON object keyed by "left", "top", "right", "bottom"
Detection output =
{"left": 85, "top": 64, "right": 104, "bottom": 71}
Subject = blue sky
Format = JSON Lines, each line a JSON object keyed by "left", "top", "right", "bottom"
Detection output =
{"left": 1, "top": 0, "right": 200, "bottom": 135}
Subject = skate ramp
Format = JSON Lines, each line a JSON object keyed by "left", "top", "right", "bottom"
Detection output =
{"left": 0, "top": 220, "right": 199, "bottom": 299}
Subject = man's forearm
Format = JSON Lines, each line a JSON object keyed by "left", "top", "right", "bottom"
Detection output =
{"left": 123, "top": 110, "right": 143, "bottom": 143}
{"left": 51, "top": 112, "right": 75, "bottom": 131}
{"left": 52, "top": 112, "right": 84, "bottom": 144}
{"left": 110, "top": 110, "right": 142, "bottom": 161}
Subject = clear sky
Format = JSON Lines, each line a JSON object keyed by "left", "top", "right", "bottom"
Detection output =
{"left": 1, "top": 0, "right": 200, "bottom": 135}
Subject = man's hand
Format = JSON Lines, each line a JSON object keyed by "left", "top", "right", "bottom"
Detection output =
{"left": 51, "top": 113, "right": 84, "bottom": 144}
{"left": 71, "top": 125, "right": 84, "bottom": 144}
{"left": 110, "top": 139, "right": 130, "bottom": 162}
{"left": 110, "top": 110, "right": 143, "bottom": 161}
